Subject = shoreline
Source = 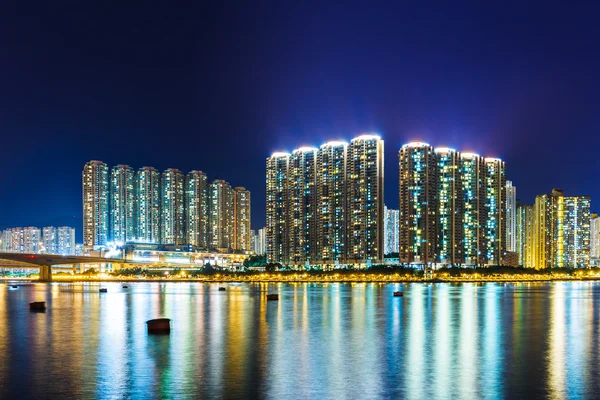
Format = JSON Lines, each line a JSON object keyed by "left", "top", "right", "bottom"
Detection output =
{"left": 3, "top": 276, "right": 600, "bottom": 284}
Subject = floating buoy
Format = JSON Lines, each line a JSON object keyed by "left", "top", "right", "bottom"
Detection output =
{"left": 218, "top": 287, "right": 226, "bottom": 291}
{"left": 146, "top": 318, "right": 171, "bottom": 334}
{"left": 99, "top": 288, "right": 108, "bottom": 293}
{"left": 122, "top": 285, "right": 128, "bottom": 288}
{"left": 30, "top": 301, "right": 46, "bottom": 311}
{"left": 393, "top": 291, "right": 404, "bottom": 297}
{"left": 266, "top": 294, "right": 279, "bottom": 301}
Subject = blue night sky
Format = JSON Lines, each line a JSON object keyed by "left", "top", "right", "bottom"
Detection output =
{"left": 1, "top": 2, "right": 599, "bottom": 239}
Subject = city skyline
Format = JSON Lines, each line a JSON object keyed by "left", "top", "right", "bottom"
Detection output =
{"left": 2, "top": 5, "right": 600, "bottom": 238}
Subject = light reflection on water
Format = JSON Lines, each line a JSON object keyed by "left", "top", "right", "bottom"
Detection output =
{"left": 0, "top": 281, "right": 599, "bottom": 399}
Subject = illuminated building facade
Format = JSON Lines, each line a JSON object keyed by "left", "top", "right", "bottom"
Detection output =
{"left": 254, "top": 227, "right": 267, "bottom": 255}
{"left": 316, "top": 141, "right": 347, "bottom": 263}
{"left": 233, "top": 187, "right": 251, "bottom": 251}
{"left": 186, "top": 170, "right": 208, "bottom": 247}
{"left": 266, "top": 134, "right": 384, "bottom": 267}
{"left": 288, "top": 147, "right": 318, "bottom": 264}
{"left": 110, "top": 164, "right": 136, "bottom": 243}
{"left": 208, "top": 179, "right": 234, "bottom": 249}
{"left": 506, "top": 181, "right": 517, "bottom": 252}
{"left": 398, "top": 144, "right": 507, "bottom": 267}
{"left": 83, "top": 160, "right": 109, "bottom": 246}
{"left": 533, "top": 189, "right": 590, "bottom": 268}
{"left": 516, "top": 203, "right": 535, "bottom": 268}
{"left": 591, "top": 214, "right": 600, "bottom": 267}
{"left": 161, "top": 168, "right": 185, "bottom": 245}
{"left": 347, "top": 135, "right": 385, "bottom": 264}
{"left": 384, "top": 206, "right": 399, "bottom": 255}
{"left": 459, "top": 153, "right": 486, "bottom": 266}
{"left": 57, "top": 226, "right": 76, "bottom": 255}
{"left": 42, "top": 227, "right": 58, "bottom": 254}
{"left": 266, "top": 152, "right": 289, "bottom": 264}
{"left": 136, "top": 166, "right": 161, "bottom": 243}
{"left": 484, "top": 158, "right": 507, "bottom": 265}
{"left": 435, "top": 148, "right": 462, "bottom": 265}
{"left": 398, "top": 143, "right": 436, "bottom": 265}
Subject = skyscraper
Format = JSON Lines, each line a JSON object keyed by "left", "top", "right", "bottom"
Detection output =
{"left": 161, "top": 168, "right": 185, "bottom": 245}
{"left": 459, "top": 153, "right": 485, "bottom": 266}
{"left": 209, "top": 179, "right": 234, "bottom": 249}
{"left": 384, "top": 206, "right": 399, "bottom": 255}
{"left": 347, "top": 135, "right": 384, "bottom": 264}
{"left": 288, "top": 147, "right": 317, "bottom": 264}
{"left": 57, "top": 226, "right": 76, "bottom": 255}
{"left": 83, "top": 160, "right": 109, "bottom": 247}
{"left": 186, "top": 170, "right": 208, "bottom": 247}
{"left": 255, "top": 227, "right": 267, "bottom": 255}
{"left": 506, "top": 181, "right": 517, "bottom": 252}
{"left": 483, "top": 158, "right": 507, "bottom": 265}
{"left": 591, "top": 214, "right": 600, "bottom": 267}
{"left": 233, "top": 187, "right": 251, "bottom": 252}
{"left": 266, "top": 152, "right": 289, "bottom": 264}
{"left": 316, "top": 141, "right": 347, "bottom": 264}
{"left": 398, "top": 144, "right": 508, "bottom": 268}
{"left": 398, "top": 142, "right": 436, "bottom": 265}
{"left": 516, "top": 203, "right": 535, "bottom": 268}
{"left": 42, "top": 226, "right": 58, "bottom": 254}
{"left": 136, "top": 166, "right": 161, "bottom": 243}
{"left": 110, "top": 164, "right": 136, "bottom": 243}
{"left": 435, "top": 147, "right": 462, "bottom": 265}
{"left": 533, "top": 189, "right": 590, "bottom": 268}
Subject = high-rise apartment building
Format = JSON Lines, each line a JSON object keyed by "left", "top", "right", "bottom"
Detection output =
{"left": 42, "top": 226, "right": 58, "bottom": 254}
{"left": 110, "top": 164, "right": 136, "bottom": 243}
{"left": 484, "top": 158, "right": 507, "bottom": 265}
{"left": 266, "top": 134, "right": 384, "bottom": 267}
{"left": 459, "top": 153, "right": 486, "bottom": 266}
{"left": 57, "top": 227, "right": 76, "bottom": 255}
{"left": 506, "top": 181, "right": 517, "bottom": 252}
{"left": 346, "top": 135, "right": 384, "bottom": 263}
{"left": 161, "top": 168, "right": 185, "bottom": 245}
{"left": 83, "top": 160, "right": 109, "bottom": 247}
{"left": 398, "top": 142, "right": 436, "bottom": 265}
{"left": 516, "top": 203, "right": 535, "bottom": 268}
{"left": 209, "top": 179, "right": 234, "bottom": 249}
{"left": 435, "top": 147, "right": 462, "bottom": 265}
{"left": 316, "top": 141, "right": 347, "bottom": 263}
{"left": 0, "top": 230, "right": 10, "bottom": 252}
{"left": 532, "top": 189, "right": 590, "bottom": 269}
{"left": 233, "top": 187, "right": 251, "bottom": 252}
{"left": 398, "top": 144, "right": 507, "bottom": 267}
{"left": 288, "top": 147, "right": 317, "bottom": 264}
{"left": 136, "top": 166, "right": 161, "bottom": 243}
{"left": 254, "top": 227, "right": 267, "bottom": 255}
{"left": 266, "top": 152, "right": 289, "bottom": 264}
{"left": 186, "top": 170, "right": 208, "bottom": 247}
{"left": 591, "top": 213, "right": 600, "bottom": 267}
{"left": 8, "top": 227, "right": 41, "bottom": 253}
{"left": 384, "top": 206, "right": 399, "bottom": 255}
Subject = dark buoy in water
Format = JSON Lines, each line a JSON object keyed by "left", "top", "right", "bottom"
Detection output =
{"left": 218, "top": 287, "right": 226, "bottom": 291}
{"left": 266, "top": 294, "right": 279, "bottom": 301}
{"left": 146, "top": 318, "right": 171, "bottom": 334}
{"left": 30, "top": 301, "right": 46, "bottom": 311}
{"left": 393, "top": 291, "right": 404, "bottom": 297}
{"left": 99, "top": 288, "right": 108, "bottom": 293}
{"left": 122, "top": 285, "right": 128, "bottom": 288}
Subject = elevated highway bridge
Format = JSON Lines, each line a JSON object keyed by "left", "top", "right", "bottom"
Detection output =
{"left": 0, "top": 253, "right": 136, "bottom": 281}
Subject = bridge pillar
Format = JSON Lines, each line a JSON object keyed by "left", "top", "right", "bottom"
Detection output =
{"left": 39, "top": 265, "right": 52, "bottom": 282}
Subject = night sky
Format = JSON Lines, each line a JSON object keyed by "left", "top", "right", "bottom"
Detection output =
{"left": 1, "top": 2, "right": 599, "bottom": 240}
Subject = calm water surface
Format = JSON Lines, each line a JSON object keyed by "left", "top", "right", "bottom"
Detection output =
{"left": 0, "top": 281, "right": 599, "bottom": 399}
